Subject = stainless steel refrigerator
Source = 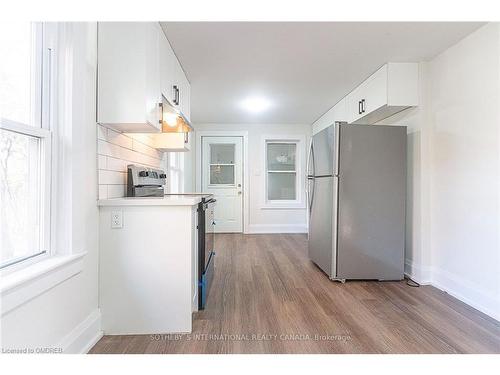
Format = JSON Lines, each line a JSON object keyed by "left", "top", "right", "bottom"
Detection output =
{"left": 307, "top": 123, "right": 406, "bottom": 281}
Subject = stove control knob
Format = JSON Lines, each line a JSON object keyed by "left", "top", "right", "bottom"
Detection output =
{"left": 139, "top": 171, "right": 148, "bottom": 177}
{"left": 159, "top": 173, "right": 166, "bottom": 179}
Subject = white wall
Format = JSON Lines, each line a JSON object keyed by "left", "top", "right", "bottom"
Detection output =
{"left": 194, "top": 123, "right": 311, "bottom": 233}
{"left": 428, "top": 23, "right": 499, "bottom": 319}
{"left": 1, "top": 23, "right": 101, "bottom": 352}
{"left": 378, "top": 23, "right": 500, "bottom": 320}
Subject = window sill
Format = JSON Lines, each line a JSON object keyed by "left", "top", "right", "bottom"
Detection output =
{"left": 0, "top": 252, "right": 86, "bottom": 316}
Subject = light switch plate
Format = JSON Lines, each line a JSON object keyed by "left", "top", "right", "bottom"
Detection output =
{"left": 111, "top": 210, "right": 123, "bottom": 229}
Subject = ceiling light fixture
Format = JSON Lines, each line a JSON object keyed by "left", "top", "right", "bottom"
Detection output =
{"left": 240, "top": 96, "right": 272, "bottom": 113}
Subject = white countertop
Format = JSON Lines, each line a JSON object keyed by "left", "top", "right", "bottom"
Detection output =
{"left": 98, "top": 195, "right": 202, "bottom": 207}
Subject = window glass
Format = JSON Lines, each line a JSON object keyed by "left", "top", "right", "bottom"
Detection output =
{"left": 267, "top": 143, "right": 296, "bottom": 171}
{"left": 266, "top": 142, "right": 297, "bottom": 201}
{"left": 268, "top": 172, "right": 296, "bottom": 200}
{"left": 210, "top": 144, "right": 235, "bottom": 164}
{"left": 0, "top": 129, "right": 43, "bottom": 267}
{"left": 0, "top": 22, "right": 39, "bottom": 126}
{"left": 210, "top": 165, "right": 235, "bottom": 185}
{"left": 0, "top": 22, "right": 47, "bottom": 269}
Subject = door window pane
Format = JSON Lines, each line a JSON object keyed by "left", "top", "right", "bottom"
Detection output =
{"left": 267, "top": 143, "right": 296, "bottom": 171}
{"left": 210, "top": 165, "right": 234, "bottom": 185}
{"left": 268, "top": 172, "right": 296, "bottom": 200}
{"left": 210, "top": 144, "right": 235, "bottom": 164}
{"left": 0, "top": 129, "right": 42, "bottom": 267}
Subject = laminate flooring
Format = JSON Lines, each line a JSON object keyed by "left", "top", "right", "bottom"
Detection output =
{"left": 90, "top": 234, "right": 500, "bottom": 354}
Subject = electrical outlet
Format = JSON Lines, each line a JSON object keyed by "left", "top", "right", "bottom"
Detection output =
{"left": 111, "top": 210, "right": 123, "bottom": 229}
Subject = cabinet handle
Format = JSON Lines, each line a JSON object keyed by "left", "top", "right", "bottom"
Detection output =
{"left": 358, "top": 100, "right": 362, "bottom": 115}
{"left": 184, "top": 132, "right": 189, "bottom": 144}
{"left": 361, "top": 99, "right": 366, "bottom": 113}
{"left": 173, "top": 85, "right": 179, "bottom": 105}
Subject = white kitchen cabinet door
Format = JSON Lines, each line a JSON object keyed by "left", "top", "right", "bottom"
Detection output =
{"left": 159, "top": 27, "right": 176, "bottom": 104}
{"left": 361, "top": 65, "right": 388, "bottom": 115}
{"left": 344, "top": 63, "right": 418, "bottom": 125}
{"left": 171, "top": 59, "right": 184, "bottom": 111}
{"left": 97, "top": 22, "right": 162, "bottom": 133}
{"left": 346, "top": 84, "right": 364, "bottom": 123}
{"left": 180, "top": 73, "right": 191, "bottom": 121}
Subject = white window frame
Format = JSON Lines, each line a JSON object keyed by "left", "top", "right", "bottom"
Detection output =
{"left": 1, "top": 23, "right": 89, "bottom": 315}
{"left": 167, "top": 152, "right": 184, "bottom": 193}
{"left": 261, "top": 135, "right": 306, "bottom": 210}
{"left": 0, "top": 23, "right": 53, "bottom": 272}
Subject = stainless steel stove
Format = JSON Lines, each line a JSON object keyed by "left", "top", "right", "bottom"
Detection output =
{"left": 126, "top": 165, "right": 166, "bottom": 197}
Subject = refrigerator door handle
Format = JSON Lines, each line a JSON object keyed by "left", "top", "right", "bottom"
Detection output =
{"left": 308, "top": 177, "right": 315, "bottom": 215}
{"left": 307, "top": 138, "right": 315, "bottom": 177}
{"left": 334, "top": 122, "right": 341, "bottom": 177}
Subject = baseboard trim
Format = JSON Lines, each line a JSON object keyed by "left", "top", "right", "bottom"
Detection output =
{"left": 404, "top": 259, "right": 499, "bottom": 322}
{"left": 404, "top": 259, "right": 432, "bottom": 285}
{"left": 58, "top": 309, "right": 103, "bottom": 354}
{"left": 431, "top": 267, "right": 500, "bottom": 322}
{"left": 246, "top": 224, "right": 307, "bottom": 234}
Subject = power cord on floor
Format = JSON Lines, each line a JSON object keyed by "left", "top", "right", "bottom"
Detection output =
{"left": 405, "top": 277, "right": 420, "bottom": 288}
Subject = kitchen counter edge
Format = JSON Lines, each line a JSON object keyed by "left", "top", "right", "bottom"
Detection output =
{"left": 97, "top": 196, "right": 202, "bottom": 207}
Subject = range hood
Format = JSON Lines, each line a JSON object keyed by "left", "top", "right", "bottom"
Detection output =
{"left": 152, "top": 95, "right": 193, "bottom": 152}
{"left": 159, "top": 95, "right": 193, "bottom": 133}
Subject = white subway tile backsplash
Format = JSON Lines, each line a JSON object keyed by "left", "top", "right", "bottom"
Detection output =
{"left": 132, "top": 139, "right": 162, "bottom": 159}
{"left": 99, "top": 169, "right": 126, "bottom": 185}
{"left": 98, "top": 139, "right": 118, "bottom": 157}
{"left": 97, "top": 125, "right": 166, "bottom": 199}
{"left": 107, "top": 185, "right": 126, "bottom": 198}
{"left": 97, "top": 124, "right": 107, "bottom": 140}
{"left": 99, "top": 185, "right": 108, "bottom": 200}
{"left": 107, "top": 128, "right": 134, "bottom": 149}
{"left": 106, "top": 156, "right": 129, "bottom": 171}
{"left": 98, "top": 154, "right": 107, "bottom": 169}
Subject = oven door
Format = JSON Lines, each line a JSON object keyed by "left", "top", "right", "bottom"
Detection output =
{"left": 205, "top": 200, "right": 215, "bottom": 260}
{"left": 199, "top": 198, "right": 216, "bottom": 310}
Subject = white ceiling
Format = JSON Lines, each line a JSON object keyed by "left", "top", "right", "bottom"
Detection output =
{"left": 161, "top": 22, "right": 484, "bottom": 124}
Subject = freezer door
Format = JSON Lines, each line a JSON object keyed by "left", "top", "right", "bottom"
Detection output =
{"left": 308, "top": 176, "right": 336, "bottom": 277}
{"left": 336, "top": 124, "right": 406, "bottom": 280}
{"left": 312, "top": 126, "right": 335, "bottom": 176}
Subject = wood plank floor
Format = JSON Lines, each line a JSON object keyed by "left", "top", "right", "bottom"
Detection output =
{"left": 90, "top": 234, "right": 500, "bottom": 354}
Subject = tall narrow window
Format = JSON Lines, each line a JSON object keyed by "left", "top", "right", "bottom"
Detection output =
{"left": 168, "top": 152, "right": 184, "bottom": 193}
{"left": 0, "top": 22, "right": 51, "bottom": 269}
{"left": 266, "top": 142, "right": 297, "bottom": 201}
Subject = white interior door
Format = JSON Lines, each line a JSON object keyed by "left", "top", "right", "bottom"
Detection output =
{"left": 202, "top": 136, "right": 243, "bottom": 233}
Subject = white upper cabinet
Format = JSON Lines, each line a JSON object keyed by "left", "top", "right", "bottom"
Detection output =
{"left": 312, "top": 97, "right": 347, "bottom": 135}
{"left": 159, "top": 26, "right": 191, "bottom": 121}
{"left": 345, "top": 63, "right": 418, "bottom": 124}
{"left": 97, "top": 22, "right": 191, "bottom": 133}
{"left": 97, "top": 22, "right": 162, "bottom": 133}
{"left": 159, "top": 29, "right": 176, "bottom": 106}
{"left": 179, "top": 70, "right": 191, "bottom": 121}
